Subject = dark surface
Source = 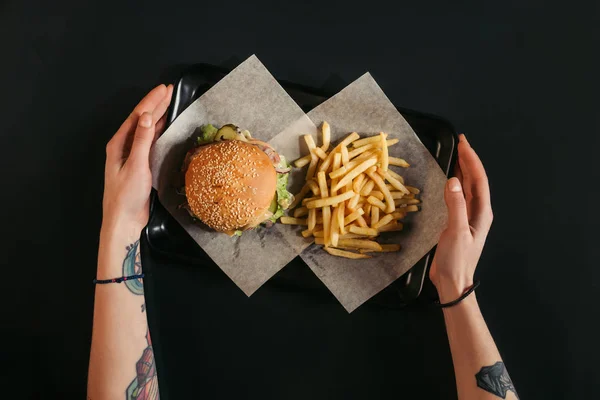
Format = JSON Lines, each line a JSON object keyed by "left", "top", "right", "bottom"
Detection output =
{"left": 2, "top": 1, "right": 599, "bottom": 399}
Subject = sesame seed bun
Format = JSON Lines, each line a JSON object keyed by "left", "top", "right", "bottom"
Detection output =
{"left": 184, "top": 140, "right": 277, "bottom": 233}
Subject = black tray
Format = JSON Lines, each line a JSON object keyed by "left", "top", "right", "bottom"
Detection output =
{"left": 145, "top": 64, "right": 457, "bottom": 306}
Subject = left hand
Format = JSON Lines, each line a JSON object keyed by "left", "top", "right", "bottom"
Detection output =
{"left": 102, "top": 84, "right": 173, "bottom": 236}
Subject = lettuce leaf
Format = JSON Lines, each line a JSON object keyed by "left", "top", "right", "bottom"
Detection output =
{"left": 197, "top": 124, "right": 218, "bottom": 144}
{"left": 268, "top": 156, "right": 294, "bottom": 223}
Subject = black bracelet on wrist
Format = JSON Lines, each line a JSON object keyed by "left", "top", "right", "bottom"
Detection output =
{"left": 435, "top": 280, "right": 480, "bottom": 308}
{"left": 93, "top": 274, "right": 145, "bottom": 284}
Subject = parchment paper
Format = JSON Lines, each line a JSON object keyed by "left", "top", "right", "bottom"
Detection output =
{"left": 150, "top": 55, "right": 318, "bottom": 296}
{"left": 301, "top": 73, "right": 449, "bottom": 312}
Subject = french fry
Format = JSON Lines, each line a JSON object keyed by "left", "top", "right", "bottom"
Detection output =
{"left": 380, "top": 132, "right": 389, "bottom": 172}
{"left": 349, "top": 225, "right": 378, "bottom": 237}
{"left": 386, "top": 168, "right": 405, "bottom": 184}
{"left": 307, "top": 180, "right": 320, "bottom": 196}
{"left": 306, "top": 153, "right": 318, "bottom": 180}
{"left": 324, "top": 247, "right": 371, "bottom": 259}
{"left": 337, "top": 239, "right": 383, "bottom": 251}
{"left": 366, "top": 170, "right": 395, "bottom": 213}
{"left": 330, "top": 153, "right": 342, "bottom": 196}
{"left": 356, "top": 215, "right": 368, "bottom": 228}
{"left": 280, "top": 217, "right": 308, "bottom": 225}
{"left": 403, "top": 205, "right": 420, "bottom": 212}
{"left": 352, "top": 133, "right": 388, "bottom": 148}
{"left": 390, "top": 191, "right": 406, "bottom": 199}
{"left": 378, "top": 222, "right": 404, "bottom": 232}
{"left": 313, "top": 147, "right": 328, "bottom": 160}
{"left": 337, "top": 202, "right": 346, "bottom": 235}
{"left": 343, "top": 208, "right": 365, "bottom": 225}
{"left": 294, "top": 154, "right": 312, "bottom": 168}
{"left": 405, "top": 193, "right": 415, "bottom": 199}
{"left": 341, "top": 145, "right": 349, "bottom": 165}
{"left": 317, "top": 171, "right": 329, "bottom": 198}
{"left": 293, "top": 206, "right": 309, "bottom": 218}
{"left": 383, "top": 171, "right": 410, "bottom": 194}
{"left": 394, "top": 198, "right": 420, "bottom": 205}
{"left": 353, "top": 173, "right": 366, "bottom": 193}
{"left": 290, "top": 183, "right": 310, "bottom": 209}
{"left": 370, "top": 206, "right": 379, "bottom": 227}
{"left": 313, "top": 229, "right": 324, "bottom": 238}
{"left": 367, "top": 195, "right": 386, "bottom": 211}
{"left": 372, "top": 214, "right": 394, "bottom": 230}
{"left": 359, "top": 244, "right": 401, "bottom": 253}
{"left": 308, "top": 208, "right": 316, "bottom": 231}
{"left": 306, "top": 191, "right": 355, "bottom": 209}
{"left": 334, "top": 158, "right": 378, "bottom": 192}
{"left": 329, "top": 150, "right": 377, "bottom": 179}
{"left": 318, "top": 132, "right": 360, "bottom": 172}
{"left": 302, "top": 196, "right": 320, "bottom": 205}
{"left": 320, "top": 121, "right": 331, "bottom": 151}
{"left": 360, "top": 180, "right": 375, "bottom": 196}
{"left": 330, "top": 206, "right": 340, "bottom": 247}
{"left": 369, "top": 191, "right": 385, "bottom": 201}
{"left": 347, "top": 193, "right": 360, "bottom": 211}
{"left": 406, "top": 186, "right": 420, "bottom": 194}
{"left": 322, "top": 206, "right": 331, "bottom": 246}
{"left": 301, "top": 228, "right": 314, "bottom": 238}
{"left": 389, "top": 157, "right": 410, "bottom": 168}
{"left": 363, "top": 203, "right": 372, "bottom": 217}
{"left": 391, "top": 211, "right": 406, "bottom": 219}
{"left": 304, "top": 134, "right": 317, "bottom": 151}
{"left": 345, "top": 182, "right": 353, "bottom": 193}
{"left": 347, "top": 143, "right": 375, "bottom": 159}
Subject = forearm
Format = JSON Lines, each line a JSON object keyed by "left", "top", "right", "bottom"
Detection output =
{"left": 441, "top": 284, "right": 517, "bottom": 399}
{"left": 88, "top": 224, "right": 158, "bottom": 399}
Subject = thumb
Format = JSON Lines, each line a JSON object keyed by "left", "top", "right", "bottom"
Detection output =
{"left": 129, "top": 112, "right": 154, "bottom": 166}
{"left": 444, "top": 177, "right": 469, "bottom": 231}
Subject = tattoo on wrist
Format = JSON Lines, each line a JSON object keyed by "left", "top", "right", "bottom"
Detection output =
{"left": 475, "top": 361, "right": 518, "bottom": 399}
{"left": 123, "top": 240, "right": 144, "bottom": 295}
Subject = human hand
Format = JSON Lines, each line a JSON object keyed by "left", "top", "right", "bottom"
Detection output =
{"left": 429, "top": 134, "right": 494, "bottom": 303}
{"left": 102, "top": 84, "right": 173, "bottom": 238}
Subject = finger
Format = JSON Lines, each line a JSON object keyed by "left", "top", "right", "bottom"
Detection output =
{"left": 128, "top": 112, "right": 154, "bottom": 167}
{"left": 453, "top": 158, "right": 464, "bottom": 186}
{"left": 131, "top": 84, "right": 168, "bottom": 118}
{"left": 154, "top": 113, "right": 167, "bottom": 142}
{"left": 444, "top": 177, "right": 469, "bottom": 232}
{"left": 457, "top": 136, "right": 493, "bottom": 233}
{"left": 105, "top": 84, "right": 169, "bottom": 169}
{"left": 152, "top": 84, "right": 173, "bottom": 125}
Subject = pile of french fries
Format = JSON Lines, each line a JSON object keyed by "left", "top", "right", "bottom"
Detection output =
{"left": 279, "top": 122, "right": 421, "bottom": 259}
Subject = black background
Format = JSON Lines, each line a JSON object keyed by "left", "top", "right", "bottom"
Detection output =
{"left": 2, "top": 0, "right": 599, "bottom": 399}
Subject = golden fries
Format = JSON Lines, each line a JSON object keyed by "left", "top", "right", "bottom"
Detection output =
{"left": 280, "top": 217, "right": 308, "bottom": 225}
{"left": 320, "top": 121, "right": 331, "bottom": 151}
{"left": 389, "top": 157, "right": 410, "bottom": 168}
{"left": 306, "top": 191, "right": 355, "bottom": 209}
{"left": 293, "top": 207, "right": 309, "bottom": 218}
{"left": 324, "top": 247, "right": 371, "bottom": 259}
{"left": 349, "top": 225, "right": 378, "bottom": 237}
{"left": 359, "top": 244, "right": 401, "bottom": 253}
{"left": 288, "top": 122, "right": 423, "bottom": 259}
{"left": 352, "top": 133, "right": 388, "bottom": 148}
{"left": 380, "top": 132, "right": 389, "bottom": 172}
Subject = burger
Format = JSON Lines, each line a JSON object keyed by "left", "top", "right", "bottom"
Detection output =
{"left": 180, "top": 124, "right": 293, "bottom": 236}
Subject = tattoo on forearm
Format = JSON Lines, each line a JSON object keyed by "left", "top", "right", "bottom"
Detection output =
{"left": 123, "top": 240, "right": 144, "bottom": 295}
{"left": 475, "top": 362, "right": 518, "bottom": 399}
{"left": 126, "top": 329, "right": 159, "bottom": 399}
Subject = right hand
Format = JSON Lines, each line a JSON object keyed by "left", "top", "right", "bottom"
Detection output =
{"left": 429, "top": 134, "right": 494, "bottom": 303}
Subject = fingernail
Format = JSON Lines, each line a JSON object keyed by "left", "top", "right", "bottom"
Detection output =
{"left": 140, "top": 112, "right": 152, "bottom": 128}
{"left": 448, "top": 177, "right": 462, "bottom": 192}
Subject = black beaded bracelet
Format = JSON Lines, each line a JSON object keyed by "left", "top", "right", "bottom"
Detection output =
{"left": 435, "top": 280, "right": 480, "bottom": 308}
{"left": 93, "top": 274, "right": 145, "bottom": 284}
